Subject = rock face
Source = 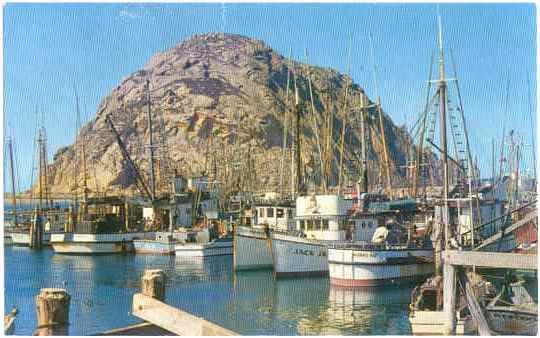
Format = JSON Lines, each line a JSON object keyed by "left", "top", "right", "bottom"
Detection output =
{"left": 47, "top": 33, "right": 412, "bottom": 197}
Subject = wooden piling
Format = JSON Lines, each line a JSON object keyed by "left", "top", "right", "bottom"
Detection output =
{"left": 130, "top": 269, "right": 236, "bottom": 335}
{"left": 30, "top": 208, "right": 43, "bottom": 250}
{"left": 442, "top": 260, "right": 457, "bottom": 335}
{"left": 141, "top": 269, "right": 166, "bottom": 301}
{"left": 34, "top": 288, "right": 70, "bottom": 336}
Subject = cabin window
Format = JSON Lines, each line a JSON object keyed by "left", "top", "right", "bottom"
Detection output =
{"left": 267, "top": 208, "right": 274, "bottom": 218}
{"left": 288, "top": 209, "right": 294, "bottom": 218}
{"left": 299, "top": 220, "right": 305, "bottom": 230}
{"left": 314, "top": 219, "right": 321, "bottom": 230}
{"left": 322, "top": 219, "right": 329, "bottom": 230}
{"left": 259, "top": 208, "right": 265, "bottom": 218}
{"left": 361, "top": 222, "right": 366, "bottom": 229}
{"left": 254, "top": 209, "right": 258, "bottom": 218}
{"left": 276, "top": 208, "right": 284, "bottom": 218}
{"left": 306, "top": 220, "right": 313, "bottom": 230}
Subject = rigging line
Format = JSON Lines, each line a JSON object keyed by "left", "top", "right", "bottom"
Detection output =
{"left": 304, "top": 48, "right": 326, "bottom": 193}
{"left": 525, "top": 76, "right": 536, "bottom": 177}
{"left": 449, "top": 49, "right": 476, "bottom": 179}
{"left": 337, "top": 33, "right": 354, "bottom": 194}
{"left": 279, "top": 48, "right": 293, "bottom": 196}
{"left": 368, "top": 33, "right": 392, "bottom": 193}
{"left": 415, "top": 53, "right": 435, "bottom": 196}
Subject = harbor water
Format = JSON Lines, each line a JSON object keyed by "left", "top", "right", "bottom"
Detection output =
{"left": 4, "top": 246, "right": 414, "bottom": 335}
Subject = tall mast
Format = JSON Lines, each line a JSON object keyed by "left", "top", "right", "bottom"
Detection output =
{"left": 436, "top": 10, "right": 451, "bottom": 249}
{"left": 293, "top": 67, "right": 303, "bottom": 196}
{"left": 369, "top": 34, "right": 392, "bottom": 196}
{"left": 7, "top": 137, "right": 18, "bottom": 227}
{"left": 146, "top": 79, "right": 157, "bottom": 201}
{"left": 359, "top": 93, "right": 368, "bottom": 194}
{"left": 36, "top": 127, "right": 44, "bottom": 210}
{"left": 74, "top": 86, "right": 88, "bottom": 203}
{"left": 280, "top": 49, "right": 292, "bottom": 197}
{"left": 41, "top": 127, "right": 51, "bottom": 208}
{"left": 304, "top": 50, "right": 326, "bottom": 194}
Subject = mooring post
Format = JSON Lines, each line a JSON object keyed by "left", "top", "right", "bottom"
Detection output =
{"left": 141, "top": 269, "right": 166, "bottom": 301}
{"left": 34, "top": 288, "right": 70, "bottom": 336}
{"left": 30, "top": 208, "right": 43, "bottom": 250}
{"left": 443, "top": 260, "right": 457, "bottom": 335}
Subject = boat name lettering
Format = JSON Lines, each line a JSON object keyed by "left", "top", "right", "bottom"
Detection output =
{"left": 291, "top": 248, "right": 326, "bottom": 257}
{"left": 352, "top": 251, "right": 375, "bottom": 257}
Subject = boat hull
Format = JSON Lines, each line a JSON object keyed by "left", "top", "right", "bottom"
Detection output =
{"left": 485, "top": 307, "right": 537, "bottom": 335}
{"left": 270, "top": 232, "right": 328, "bottom": 277}
{"left": 132, "top": 240, "right": 176, "bottom": 255}
{"left": 175, "top": 239, "right": 233, "bottom": 257}
{"left": 234, "top": 227, "right": 272, "bottom": 270}
{"left": 51, "top": 241, "right": 132, "bottom": 254}
{"left": 409, "top": 310, "right": 476, "bottom": 335}
{"left": 10, "top": 232, "right": 51, "bottom": 246}
{"left": 328, "top": 247, "right": 433, "bottom": 287}
{"left": 4, "top": 235, "right": 13, "bottom": 245}
{"left": 50, "top": 232, "right": 154, "bottom": 254}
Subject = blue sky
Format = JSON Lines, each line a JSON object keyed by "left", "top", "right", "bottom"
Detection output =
{"left": 3, "top": 3, "right": 536, "bottom": 191}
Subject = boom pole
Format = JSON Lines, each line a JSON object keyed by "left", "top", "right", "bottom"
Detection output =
{"left": 105, "top": 114, "right": 153, "bottom": 200}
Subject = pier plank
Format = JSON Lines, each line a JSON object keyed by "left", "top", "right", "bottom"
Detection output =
{"left": 443, "top": 250, "right": 537, "bottom": 270}
{"left": 99, "top": 323, "right": 174, "bottom": 336}
{"left": 132, "top": 293, "right": 237, "bottom": 336}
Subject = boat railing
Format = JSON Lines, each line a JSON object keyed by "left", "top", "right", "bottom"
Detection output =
{"left": 328, "top": 241, "right": 434, "bottom": 251}
{"left": 460, "top": 200, "right": 537, "bottom": 249}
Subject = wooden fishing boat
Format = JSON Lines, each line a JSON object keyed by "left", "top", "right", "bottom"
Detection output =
{"left": 175, "top": 235, "right": 233, "bottom": 257}
{"left": 234, "top": 200, "right": 295, "bottom": 271}
{"left": 484, "top": 279, "right": 538, "bottom": 335}
{"left": 50, "top": 232, "right": 155, "bottom": 254}
{"left": 133, "top": 232, "right": 182, "bottom": 255}
{"left": 328, "top": 243, "right": 433, "bottom": 287}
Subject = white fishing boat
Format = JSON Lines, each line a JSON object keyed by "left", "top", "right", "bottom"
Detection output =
{"left": 132, "top": 231, "right": 185, "bottom": 255}
{"left": 50, "top": 232, "right": 155, "bottom": 254}
{"left": 328, "top": 243, "right": 433, "bottom": 287}
{"left": 234, "top": 199, "right": 295, "bottom": 271}
{"left": 10, "top": 231, "right": 51, "bottom": 246}
{"left": 270, "top": 194, "right": 382, "bottom": 277}
{"left": 175, "top": 232, "right": 233, "bottom": 257}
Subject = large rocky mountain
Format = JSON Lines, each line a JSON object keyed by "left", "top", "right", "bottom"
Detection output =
{"left": 47, "top": 33, "right": 412, "bottom": 197}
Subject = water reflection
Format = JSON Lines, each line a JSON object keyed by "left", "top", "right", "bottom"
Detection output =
{"left": 6, "top": 246, "right": 415, "bottom": 336}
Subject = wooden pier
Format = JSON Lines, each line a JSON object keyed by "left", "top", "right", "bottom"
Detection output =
{"left": 23, "top": 269, "right": 236, "bottom": 336}
{"left": 104, "top": 269, "right": 237, "bottom": 336}
{"left": 442, "top": 249, "right": 538, "bottom": 335}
